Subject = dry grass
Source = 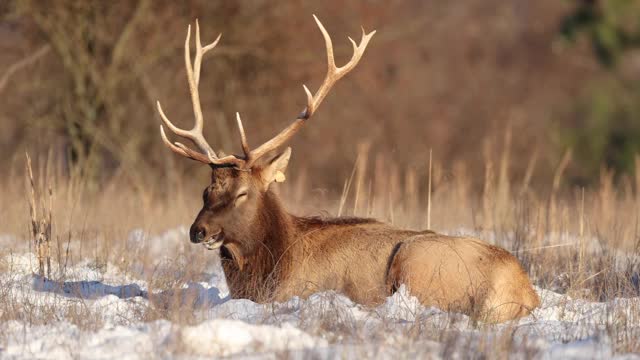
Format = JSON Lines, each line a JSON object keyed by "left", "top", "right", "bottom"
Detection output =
{"left": 0, "top": 147, "right": 639, "bottom": 356}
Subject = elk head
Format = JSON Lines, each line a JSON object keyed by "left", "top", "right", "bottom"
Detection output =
{"left": 157, "top": 16, "right": 375, "bottom": 254}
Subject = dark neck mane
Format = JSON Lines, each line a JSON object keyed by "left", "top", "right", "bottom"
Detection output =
{"left": 296, "top": 215, "right": 379, "bottom": 229}
{"left": 255, "top": 190, "right": 294, "bottom": 265}
{"left": 222, "top": 189, "right": 294, "bottom": 301}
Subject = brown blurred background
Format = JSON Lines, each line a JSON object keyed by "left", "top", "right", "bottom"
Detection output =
{"left": 2, "top": 2, "right": 639, "bottom": 311}
{"left": 1, "top": 0, "right": 639, "bottom": 195}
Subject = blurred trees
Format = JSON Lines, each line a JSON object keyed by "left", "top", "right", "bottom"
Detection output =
{"left": 3, "top": 1, "right": 296, "bottom": 183}
{"left": 12, "top": 1, "right": 154, "bottom": 179}
{"left": 560, "top": 0, "right": 640, "bottom": 67}
{"left": 559, "top": 0, "right": 640, "bottom": 183}
{"left": 1, "top": 0, "right": 627, "bottom": 191}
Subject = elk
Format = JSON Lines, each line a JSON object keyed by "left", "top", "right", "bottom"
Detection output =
{"left": 157, "top": 16, "right": 540, "bottom": 323}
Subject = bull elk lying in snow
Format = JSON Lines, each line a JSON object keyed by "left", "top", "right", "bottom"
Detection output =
{"left": 156, "top": 16, "right": 540, "bottom": 323}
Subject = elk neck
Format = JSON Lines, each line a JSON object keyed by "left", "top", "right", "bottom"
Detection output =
{"left": 223, "top": 188, "right": 297, "bottom": 277}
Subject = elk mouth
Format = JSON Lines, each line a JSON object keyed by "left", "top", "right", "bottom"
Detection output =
{"left": 202, "top": 230, "right": 224, "bottom": 250}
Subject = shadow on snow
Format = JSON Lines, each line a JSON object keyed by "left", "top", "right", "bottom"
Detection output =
{"left": 32, "top": 274, "right": 229, "bottom": 309}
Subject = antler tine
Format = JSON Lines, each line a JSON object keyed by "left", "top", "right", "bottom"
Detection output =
{"left": 315, "top": 15, "right": 336, "bottom": 73}
{"left": 235, "top": 112, "right": 251, "bottom": 159}
{"left": 194, "top": 19, "right": 222, "bottom": 86}
{"left": 246, "top": 15, "right": 375, "bottom": 166}
{"left": 184, "top": 21, "right": 222, "bottom": 159}
{"left": 159, "top": 125, "right": 211, "bottom": 163}
{"left": 205, "top": 113, "right": 250, "bottom": 168}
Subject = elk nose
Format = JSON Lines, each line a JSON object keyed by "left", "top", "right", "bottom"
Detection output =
{"left": 190, "top": 225, "right": 207, "bottom": 243}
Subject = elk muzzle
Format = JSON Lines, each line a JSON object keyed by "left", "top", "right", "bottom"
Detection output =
{"left": 190, "top": 223, "right": 224, "bottom": 250}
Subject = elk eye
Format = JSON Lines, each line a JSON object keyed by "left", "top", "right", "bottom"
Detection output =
{"left": 234, "top": 191, "right": 248, "bottom": 205}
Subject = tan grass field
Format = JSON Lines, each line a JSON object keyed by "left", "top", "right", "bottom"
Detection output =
{"left": 0, "top": 149, "right": 638, "bottom": 358}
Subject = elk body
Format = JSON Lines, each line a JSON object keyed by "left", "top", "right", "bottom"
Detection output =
{"left": 157, "top": 16, "right": 540, "bottom": 323}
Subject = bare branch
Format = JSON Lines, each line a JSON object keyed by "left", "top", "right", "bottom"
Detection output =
{"left": 0, "top": 45, "right": 50, "bottom": 94}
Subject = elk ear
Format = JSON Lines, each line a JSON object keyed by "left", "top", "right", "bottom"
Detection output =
{"left": 260, "top": 147, "right": 291, "bottom": 188}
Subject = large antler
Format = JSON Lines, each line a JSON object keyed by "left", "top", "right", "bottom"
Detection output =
{"left": 158, "top": 16, "right": 375, "bottom": 169}
{"left": 243, "top": 15, "right": 376, "bottom": 167}
{"left": 156, "top": 20, "right": 245, "bottom": 167}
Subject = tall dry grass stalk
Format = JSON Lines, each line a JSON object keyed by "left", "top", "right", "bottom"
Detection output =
{"left": 635, "top": 155, "right": 640, "bottom": 236}
{"left": 578, "top": 187, "right": 585, "bottom": 276}
{"left": 549, "top": 148, "right": 572, "bottom": 237}
{"left": 482, "top": 140, "right": 496, "bottom": 234}
{"left": 521, "top": 149, "right": 538, "bottom": 195}
{"left": 496, "top": 122, "right": 512, "bottom": 228}
{"left": 427, "top": 149, "right": 432, "bottom": 230}
{"left": 352, "top": 142, "right": 371, "bottom": 216}
{"left": 25, "top": 153, "right": 52, "bottom": 278}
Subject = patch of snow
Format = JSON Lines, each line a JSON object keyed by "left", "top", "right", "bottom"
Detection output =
{"left": 180, "top": 319, "right": 324, "bottom": 357}
{"left": 0, "top": 229, "right": 639, "bottom": 359}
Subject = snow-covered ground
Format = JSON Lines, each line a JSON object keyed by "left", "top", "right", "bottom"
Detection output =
{"left": 1, "top": 229, "right": 639, "bottom": 359}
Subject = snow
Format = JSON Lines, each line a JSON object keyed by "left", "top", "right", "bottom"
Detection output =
{"left": 180, "top": 320, "right": 323, "bottom": 357}
{"left": 1, "top": 229, "right": 639, "bottom": 359}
